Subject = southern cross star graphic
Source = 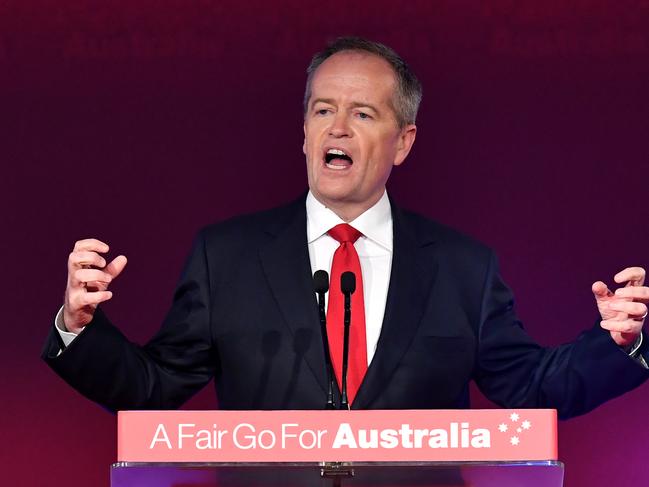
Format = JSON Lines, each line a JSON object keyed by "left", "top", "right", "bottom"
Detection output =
{"left": 498, "top": 412, "right": 534, "bottom": 446}
{"left": 498, "top": 412, "right": 532, "bottom": 447}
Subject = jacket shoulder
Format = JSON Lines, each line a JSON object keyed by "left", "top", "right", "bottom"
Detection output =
{"left": 198, "top": 196, "right": 304, "bottom": 245}
{"left": 399, "top": 207, "right": 493, "bottom": 263}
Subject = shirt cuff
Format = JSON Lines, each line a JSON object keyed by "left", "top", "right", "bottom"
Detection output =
{"left": 55, "top": 305, "right": 83, "bottom": 348}
{"left": 626, "top": 333, "right": 647, "bottom": 369}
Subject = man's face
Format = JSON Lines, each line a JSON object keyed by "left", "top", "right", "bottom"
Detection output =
{"left": 303, "top": 51, "right": 416, "bottom": 219}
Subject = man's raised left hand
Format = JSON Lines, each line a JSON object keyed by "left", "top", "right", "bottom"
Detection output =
{"left": 593, "top": 267, "right": 648, "bottom": 348}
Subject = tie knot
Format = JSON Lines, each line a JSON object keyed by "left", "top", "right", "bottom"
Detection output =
{"left": 328, "top": 223, "right": 362, "bottom": 244}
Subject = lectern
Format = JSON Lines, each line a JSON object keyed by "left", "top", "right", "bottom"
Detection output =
{"left": 111, "top": 409, "right": 563, "bottom": 486}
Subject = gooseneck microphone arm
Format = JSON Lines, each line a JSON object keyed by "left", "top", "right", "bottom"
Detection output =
{"left": 340, "top": 271, "right": 356, "bottom": 410}
{"left": 313, "top": 270, "right": 335, "bottom": 409}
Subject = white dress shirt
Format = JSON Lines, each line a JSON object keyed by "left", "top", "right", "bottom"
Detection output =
{"left": 306, "top": 190, "right": 393, "bottom": 366}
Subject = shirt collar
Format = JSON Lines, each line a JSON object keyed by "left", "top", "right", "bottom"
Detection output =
{"left": 306, "top": 190, "right": 393, "bottom": 251}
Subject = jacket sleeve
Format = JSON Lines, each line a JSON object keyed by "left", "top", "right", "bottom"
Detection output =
{"left": 473, "top": 251, "right": 649, "bottom": 419}
{"left": 42, "top": 230, "right": 218, "bottom": 412}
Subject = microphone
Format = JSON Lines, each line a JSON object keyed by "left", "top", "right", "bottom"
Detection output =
{"left": 341, "top": 272, "right": 356, "bottom": 294}
{"left": 313, "top": 270, "right": 335, "bottom": 409}
{"left": 340, "top": 271, "right": 356, "bottom": 410}
{"left": 313, "top": 270, "right": 329, "bottom": 294}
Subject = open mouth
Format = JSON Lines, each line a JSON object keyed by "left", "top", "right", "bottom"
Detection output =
{"left": 324, "top": 148, "right": 353, "bottom": 170}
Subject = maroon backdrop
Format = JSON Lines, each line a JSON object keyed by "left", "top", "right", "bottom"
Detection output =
{"left": 2, "top": 1, "right": 649, "bottom": 485}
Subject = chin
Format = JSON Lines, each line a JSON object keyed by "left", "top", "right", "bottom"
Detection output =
{"left": 314, "top": 185, "right": 355, "bottom": 205}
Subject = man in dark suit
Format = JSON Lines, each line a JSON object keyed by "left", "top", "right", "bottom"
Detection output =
{"left": 43, "top": 37, "right": 649, "bottom": 417}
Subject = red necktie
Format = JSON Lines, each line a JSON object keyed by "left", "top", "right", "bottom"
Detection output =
{"left": 326, "top": 223, "right": 368, "bottom": 406}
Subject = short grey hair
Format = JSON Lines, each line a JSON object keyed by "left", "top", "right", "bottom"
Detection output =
{"left": 304, "top": 37, "right": 422, "bottom": 128}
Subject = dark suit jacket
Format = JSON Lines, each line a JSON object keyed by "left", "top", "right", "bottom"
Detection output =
{"left": 43, "top": 195, "right": 649, "bottom": 417}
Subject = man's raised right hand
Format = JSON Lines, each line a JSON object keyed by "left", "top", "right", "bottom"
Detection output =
{"left": 63, "top": 239, "right": 127, "bottom": 334}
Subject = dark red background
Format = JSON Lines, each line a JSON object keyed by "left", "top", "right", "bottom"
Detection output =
{"left": 2, "top": 1, "right": 649, "bottom": 485}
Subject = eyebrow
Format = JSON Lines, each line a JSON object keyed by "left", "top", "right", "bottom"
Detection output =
{"left": 310, "top": 98, "right": 381, "bottom": 115}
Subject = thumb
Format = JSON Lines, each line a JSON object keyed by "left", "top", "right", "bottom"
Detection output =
{"left": 105, "top": 255, "right": 128, "bottom": 279}
{"left": 592, "top": 281, "right": 612, "bottom": 302}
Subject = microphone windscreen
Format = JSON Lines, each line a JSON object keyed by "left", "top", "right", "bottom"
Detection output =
{"left": 313, "top": 270, "right": 329, "bottom": 293}
{"left": 341, "top": 271, "right": 356, "bottom": 294}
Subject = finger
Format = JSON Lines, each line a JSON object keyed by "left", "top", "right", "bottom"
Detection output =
{"left": 592, "top": 281, "right": 613, "bottom": 300}
{"left": 608, "top": 301, "right": 647, "bottom": 318}
{"left": 614, "top": 286, "right": 649, "bottom": 301}
{"left": 600, "top": 319, "right": 643, "bottom": 334}
{"left": 73, "top": 239, "right": 110, "bottom": 253}
{"left": 73, "top": 268, "right": 113, "bottom": 286}
{"left": 84, "top": 281, "right": 108, "bottom": 292}
{"left": 105, "top": 255, "right": 128, "bottom": 279}
{"left": 71, "top": 290, "right": 113, "bottom": 307}
{"left": 68, "top": 251, "right": 107, "bottom": 269}
{"left": 614, "top": 267, "right": 646, "bottom": 286}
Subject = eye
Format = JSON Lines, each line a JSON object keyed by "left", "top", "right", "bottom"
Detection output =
{"left": 356, "top": 112, "right": 372, "bottom": 120}
{"left": 315, "top": 108, "right": 331, "bottom": 116}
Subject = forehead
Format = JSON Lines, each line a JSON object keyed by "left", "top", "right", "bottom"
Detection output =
{"left": 309, "top": 51, "right": 397, "bottom": 104}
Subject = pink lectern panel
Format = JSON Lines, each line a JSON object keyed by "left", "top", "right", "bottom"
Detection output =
{"left": 117, "top": 409, "right": 557, "bottom": 463}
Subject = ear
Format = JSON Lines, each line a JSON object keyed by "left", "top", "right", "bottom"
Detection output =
{"left": 303, "top": 123, "right": 307, "bottom": 155}
{"left": 393, "top": 124, "right": 417, "bottom": 167}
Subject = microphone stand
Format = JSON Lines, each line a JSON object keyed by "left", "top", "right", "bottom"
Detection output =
{"left": 340, "top": 271, "right": 356, "bottom": 410}
{"left": 314, "top": 271, "right": 336, "bottom": 409}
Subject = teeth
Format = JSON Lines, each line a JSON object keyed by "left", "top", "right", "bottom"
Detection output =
{"left": 327, "top": 148, "right": 347, "bottom": 157}
{"left": 325, "top": 163, "right": 348, "bottom": 170}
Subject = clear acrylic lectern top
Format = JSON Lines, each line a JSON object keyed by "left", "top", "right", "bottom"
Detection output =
{"left": 111, "top": 460, "right": 564, "bottom": 487}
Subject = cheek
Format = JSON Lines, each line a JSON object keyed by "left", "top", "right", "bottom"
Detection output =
{"left": 304, "top": 127, "right": 323, "bottom": 155}
{"left": 302, "top": 136, "right": 315, "bottom": 159}
{"left": 364, "top": 144, "right": 398, "bottom": 179}
{"left": 363, "top": 138, "right": 389, "bottom": 165}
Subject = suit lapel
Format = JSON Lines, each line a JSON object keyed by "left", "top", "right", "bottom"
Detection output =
{"left": 353, "top": 204, "right": 438, "bottom": 409}
{"left": 258, "top": 198, "right": 328, "bottom": 394}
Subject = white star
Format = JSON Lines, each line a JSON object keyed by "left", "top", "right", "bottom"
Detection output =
{"left": 510, "top": 412, "right": 520, "bottom": 422}
{"left": 498, "top": 423, "right": 508, "bottom": 432}
{"left": 510, "top": 436, "right": 520, "bottom": 446}
{"left": 521, "top": 420, "right": 531, "bottom": 430}
{"left": 517, "top": 427, "right": 522, "bottom": 433}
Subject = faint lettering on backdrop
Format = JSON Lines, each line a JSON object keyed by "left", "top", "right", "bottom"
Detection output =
{"left": 1, "top": 1, "right": 648, "bottom": 65}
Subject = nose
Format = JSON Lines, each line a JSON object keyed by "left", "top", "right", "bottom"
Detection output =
{"left": 328, "top": 112, "right": 351, "bottom": 138}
